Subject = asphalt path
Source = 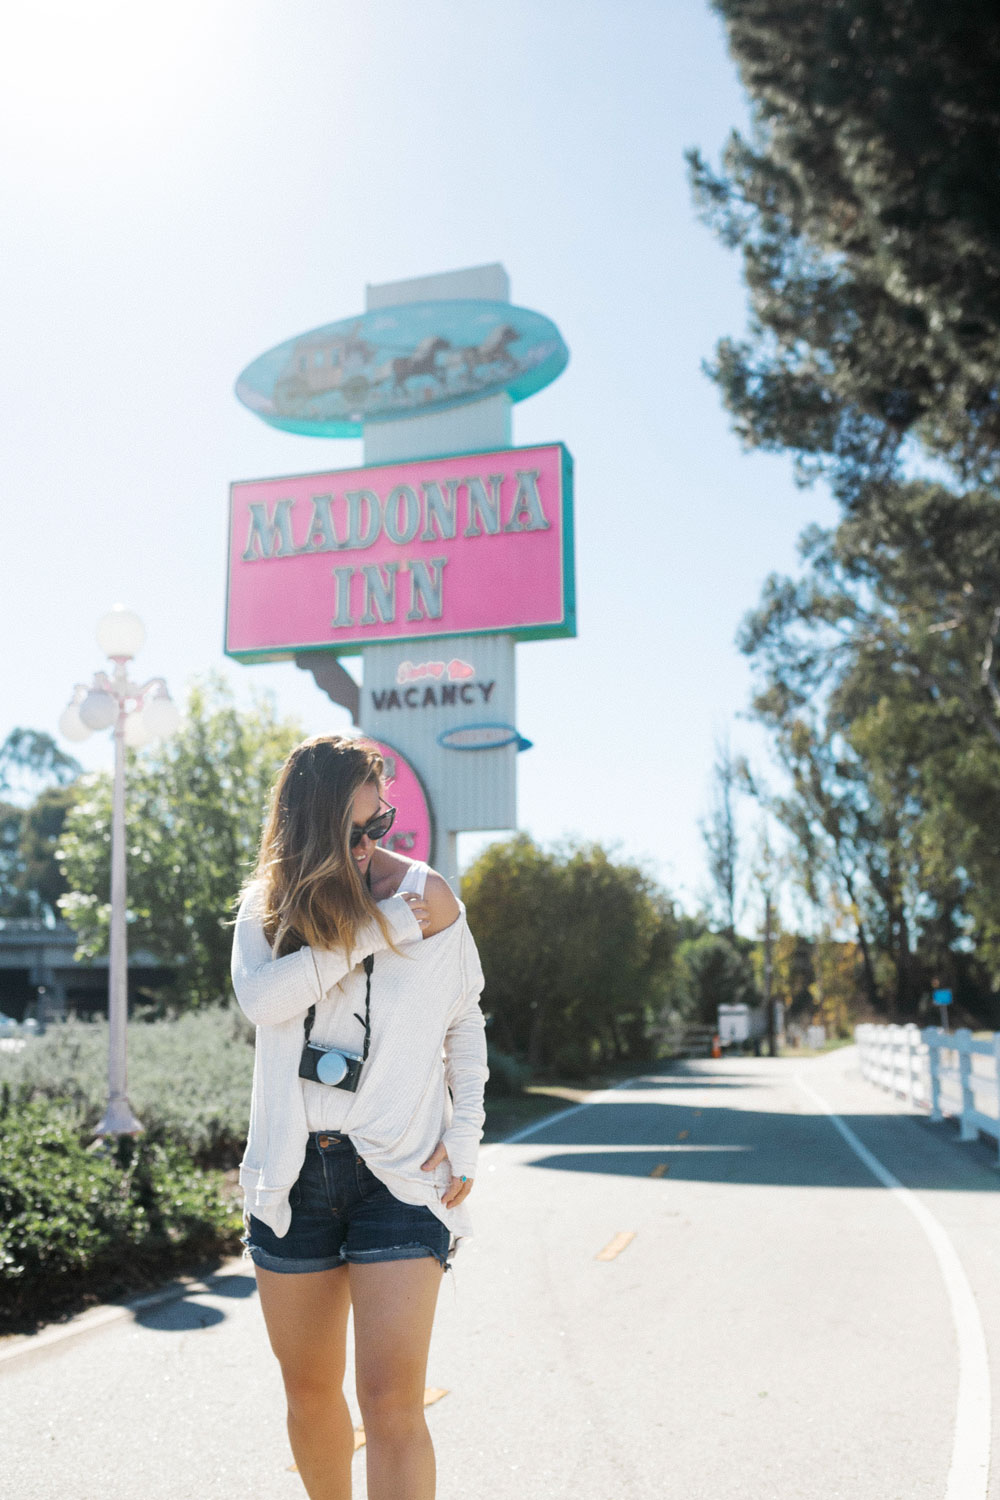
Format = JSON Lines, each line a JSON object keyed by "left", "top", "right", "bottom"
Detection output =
{"left": 4, "top": 1043, "right": 1000, "bottom": 1499}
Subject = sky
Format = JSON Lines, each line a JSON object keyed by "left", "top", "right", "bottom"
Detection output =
{"left": 0, "top": 0, "right": 837, "bottom": 921}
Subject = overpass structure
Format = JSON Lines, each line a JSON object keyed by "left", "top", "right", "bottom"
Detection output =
{"left": 0, "top": 920, "right": 170, "bottom": 1024}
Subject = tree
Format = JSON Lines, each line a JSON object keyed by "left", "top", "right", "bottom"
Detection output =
{"left": 687, "top": 2, "right": 1000, "bottom": 1021}
{"left": 771, "top": 930, "right": 817, "bottom": 1026}
{"left": 747, "top": 818, "right": 782, "bottom": 1054}
{"left": 460, "top": 834, "right": 564, "bottom": 1067}
{"left": 689, "top": 1, "right": 1000, "bottom": 510}
{"left": 0, "top": 730, "right": 81, "bottom": 921}
{"left": 701, "top": 738, "right": 743, "bottom": 936}
{"left": 738, "top": 494, "right": 1000, "bottom": 1012}
{"left": 462, "top": 835, "right": 679, "bottom": 1075}
{"left": 57, "top": 673, "right": 305, "bottom": 1009}
{"left": 555, "top": 843, "right": 678, "bottom": 1070}
{"left": 0, "top": 729, "right": 81, "bottom": 799}
{"left": 813, "top": 923, "right": 865, "bottom": 1036}
{"left": 3, "top": 785, "right": 79, "bottom": 922}
{"left": 668, "top": 933, "right": 759, "bottom": 1028}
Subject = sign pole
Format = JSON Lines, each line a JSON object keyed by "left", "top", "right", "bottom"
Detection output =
{"left": 360, "top": 265, "right": 517, "bottom": 886}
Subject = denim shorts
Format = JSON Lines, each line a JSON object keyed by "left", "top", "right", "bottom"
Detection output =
{"left": 241, "top": 1131, "right": 452, "bottom": 1275}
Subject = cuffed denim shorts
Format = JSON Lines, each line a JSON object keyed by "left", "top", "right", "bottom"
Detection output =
{"left": 241, "top": 1131, "right": 452, "bottom": 1275}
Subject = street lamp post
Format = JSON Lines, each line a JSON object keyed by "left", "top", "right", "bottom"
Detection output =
{"left": 58, "top": 606, "right": 180, "bottom": 1137}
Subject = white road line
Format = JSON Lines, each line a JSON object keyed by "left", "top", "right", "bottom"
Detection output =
{"left": 796, "top": 1073, "right": 991, "bottom": 1500}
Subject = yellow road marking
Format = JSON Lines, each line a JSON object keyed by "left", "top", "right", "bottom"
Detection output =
{"left": 650, "top": 1162, "right": 669, "bottom": 1177}
{"left": 596, "top": 1230, "right": 636, "bottom": 1261}
{"left": 290, "top": 1388, "right": 450, "bottom": 1465}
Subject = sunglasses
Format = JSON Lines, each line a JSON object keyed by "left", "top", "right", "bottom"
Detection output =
{"left": 349, "top": 803, "right": 396, "bottom": 849}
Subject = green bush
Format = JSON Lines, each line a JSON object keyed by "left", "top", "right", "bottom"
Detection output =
{"left": 484, "top": 1043, "right": 531, "bottom": 1097}
{"left": 545, "top": 1035, "right": 601, "bottom": 1081}
{"left": 0, "top": 1097, "right": 242, "bottom": 1330}
{"left": 0, "top": 1008, "right": 254, "bottom": 1167}
{"left": 464, "top": 835, "right": 679, "bottom": 1073}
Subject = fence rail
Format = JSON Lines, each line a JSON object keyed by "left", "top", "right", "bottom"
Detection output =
{"left": 854, "top": 1022, "right": 1000, "bottom": 1162}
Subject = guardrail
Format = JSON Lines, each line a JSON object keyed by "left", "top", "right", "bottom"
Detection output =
{"left": 854, "top": 1022, "right": 1000, "bottom": 1162}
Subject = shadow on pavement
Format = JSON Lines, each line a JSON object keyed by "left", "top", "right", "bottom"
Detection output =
{"left": 199, "top": 1272, "right": 256, "bottom": 1300}
{"left": 134, "top": 1299, "right": 227, "bottom": 1332}
{"left": 515, "top": 1063, "right": 1000, "bottom": 1193}
{"left": 129, "top": 1271, "right": 256, "bottom": 1333}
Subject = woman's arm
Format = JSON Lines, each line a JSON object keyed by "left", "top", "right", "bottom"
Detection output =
{"left": 230, "top": 883, "right": 423, "bottom": 1027}
{"left": 439, "top": 924, "right": 490, "bottom": 1178}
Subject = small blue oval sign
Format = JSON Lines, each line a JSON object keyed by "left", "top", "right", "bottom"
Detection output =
{"left": 438, "top": 723, "right": 533, "bottom": 752}
{"left": 235, "top": 300, "right": 569, "bottom": 438}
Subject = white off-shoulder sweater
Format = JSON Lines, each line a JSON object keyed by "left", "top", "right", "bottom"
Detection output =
{"left": 230, "top": 862, "right": 489, "bottom": 1256}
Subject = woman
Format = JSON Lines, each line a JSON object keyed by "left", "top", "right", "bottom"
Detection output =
{"left": 230, "top": 733, "right": 489, "bottom": 1500}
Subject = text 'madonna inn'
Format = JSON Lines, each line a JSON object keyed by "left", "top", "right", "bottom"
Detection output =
{"left": 225, "top": 442, "right": 575, "bottom": 660}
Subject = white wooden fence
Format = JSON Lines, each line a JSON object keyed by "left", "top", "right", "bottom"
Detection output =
{"left": 854, "top": 1022, "right": 1000, "bottom": 1161}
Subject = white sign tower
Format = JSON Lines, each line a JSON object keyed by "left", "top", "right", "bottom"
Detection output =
{"left": 358, "top": 264, "right": 518, "bottom": 885}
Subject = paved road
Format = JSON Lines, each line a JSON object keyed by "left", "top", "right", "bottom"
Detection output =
{"left": 4, "top": 1044, "right": 1000, "bottom": 1499}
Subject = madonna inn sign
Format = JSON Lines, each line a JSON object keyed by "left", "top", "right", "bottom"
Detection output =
{"left": 227, "top": 262, "right": 574, "bottom": 880}
{"left": 224, "top": 442, "right": 575, "bottom": 662}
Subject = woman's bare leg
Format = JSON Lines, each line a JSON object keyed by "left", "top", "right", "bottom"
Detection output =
{"left": 350, "top": 1257, "right": 445, "bottom": 1500}
{"left": 255, "top": 1263, "right": 354, "bottom": 1500}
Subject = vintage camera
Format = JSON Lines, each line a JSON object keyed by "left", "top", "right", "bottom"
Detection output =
{"left": 298, "top": 1041, "right": 364, "bottom": 1092}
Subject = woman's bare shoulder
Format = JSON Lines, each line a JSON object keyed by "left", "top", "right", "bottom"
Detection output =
{"left": 369, "top": 852, "right": 460, "bottom": 935}
{"left": 422, "top": 870, "right": 461, "bottom": 937}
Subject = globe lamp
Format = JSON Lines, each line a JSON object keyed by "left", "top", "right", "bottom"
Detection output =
{"left": 143, "top": 691, "right": 181, "bottom": 740}
{"left": 79, "top": 689, "right": 118, "bottom": 731}
{"left": 96, "top": 606, "right": 146, "bottom": 661}
{"left": 58, "top": 701, "right": 91, "bottom": 742}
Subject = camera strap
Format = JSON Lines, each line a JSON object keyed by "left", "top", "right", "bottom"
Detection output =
{"left": 354, "top": 955, "right": 375, "bottom": 1061}
{"left": 301, "top": 953, "right": 374, "bottom": 1056}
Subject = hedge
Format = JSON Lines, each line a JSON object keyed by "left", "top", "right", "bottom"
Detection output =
{"left": 0, "top": 1013, "right": 533, "bottom": 1154}
{"left": 0, "top": 1011, "right": 534, "bottom": 1328}
{"left": 0, "top": 1097, "right": 242, "bottom": 1331}
{"left": 0, "top": 1009, "right": 254, "bottom": 1167}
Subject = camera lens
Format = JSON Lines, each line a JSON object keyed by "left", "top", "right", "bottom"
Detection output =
{"left": 316, "top": 1050, "right": 349, "bottom": 1085}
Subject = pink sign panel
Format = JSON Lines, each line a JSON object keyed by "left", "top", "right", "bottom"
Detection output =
{"left": 225, "top": 443, "right": 574, "bottom": 658}
{"left": 366, "top": 738, "right": 432, "bottom": 864}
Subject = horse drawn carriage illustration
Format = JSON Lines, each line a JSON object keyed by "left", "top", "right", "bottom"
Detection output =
{"left": 240, "top": 299, "right": 568, "bottom": 434}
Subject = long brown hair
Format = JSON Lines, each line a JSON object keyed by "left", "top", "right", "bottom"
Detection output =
{"left": 243, "top": 734, "right": 397, "bottom": 960}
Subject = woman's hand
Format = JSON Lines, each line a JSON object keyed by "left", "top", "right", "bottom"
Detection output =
{"left": 399, "top": 890, "right": 430, "bottom": 930}
{"left": 420, "top": 1141, "right": 473, "bottom": 1208}
{"left": 399, "top": 877, "right": 459, "bottom": 939}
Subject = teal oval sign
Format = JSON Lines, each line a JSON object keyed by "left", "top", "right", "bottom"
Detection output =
{"left": 235, "top": 300, "right": 569, "bottom": 437}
